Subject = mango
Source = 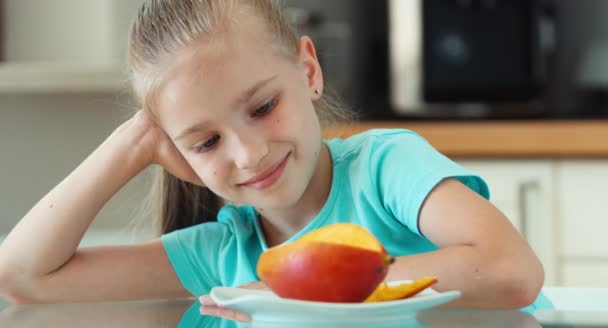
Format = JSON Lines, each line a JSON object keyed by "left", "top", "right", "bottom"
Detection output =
{"left": 256, "top": 223, "right": 394, "bottom": 303}
{"left": 365, "top": 276, "right": 438, "bottom": 303}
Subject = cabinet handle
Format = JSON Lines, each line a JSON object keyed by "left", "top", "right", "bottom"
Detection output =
{"left": 517, "top": 180, "right": 541, "bottom": 241}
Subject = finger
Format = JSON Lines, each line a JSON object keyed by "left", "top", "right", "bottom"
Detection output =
{"left": 199, "top": 295, "right": 216, "bottom": 306}
{"left": 200, "top": 305, "right": 251, "bottom": 322}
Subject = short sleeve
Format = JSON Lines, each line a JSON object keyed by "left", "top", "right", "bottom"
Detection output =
{"left": 161, "top": 222, "right": 229, "bottom": 296}
{"left": 370, "top": 130, "right": 489, "bottom": 236}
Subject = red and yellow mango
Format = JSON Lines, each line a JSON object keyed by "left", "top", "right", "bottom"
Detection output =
{"left": 256, "top": 223, "right": 394, "bottom": 303}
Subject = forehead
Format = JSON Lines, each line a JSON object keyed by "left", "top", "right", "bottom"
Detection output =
{"left": 154, "top": 18, "right": 292, "bottom": 128}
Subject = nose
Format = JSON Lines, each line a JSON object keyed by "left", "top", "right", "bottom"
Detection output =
{"left": 231, "top": 129, "right": 269, "bottom": 170}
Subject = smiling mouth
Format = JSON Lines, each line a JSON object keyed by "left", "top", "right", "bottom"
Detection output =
{"left": 239, "top": 152, "right": 291, "bottom": 190}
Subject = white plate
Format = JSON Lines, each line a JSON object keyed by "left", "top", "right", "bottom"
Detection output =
{"left": 210, "top": 280, "right": 461, "bottom": 324}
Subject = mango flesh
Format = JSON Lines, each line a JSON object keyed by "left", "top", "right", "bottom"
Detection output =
{"left": 297, "top": 223, "right": 385, "bottom": 254}
{"left": 365, "top": 277, "right": 438, "bottom": 303}
{"left": 256, "top": 223, "right": 393, "bottom": 303}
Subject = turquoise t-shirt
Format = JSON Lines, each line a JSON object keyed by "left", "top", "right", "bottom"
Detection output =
{"left": 161, "top": 129, "right": 552, "bottom": 312}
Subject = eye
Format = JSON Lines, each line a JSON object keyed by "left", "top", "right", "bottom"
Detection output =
{"left": 252, "top": 98, "right": 277, "bottom": 117}
{"left": 194, "top": 135, "right": 220, "bottom": 153}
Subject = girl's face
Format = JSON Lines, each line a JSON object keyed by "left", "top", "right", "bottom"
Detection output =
{"left": 155, "top": 18, "right": 324, "bottom": 211}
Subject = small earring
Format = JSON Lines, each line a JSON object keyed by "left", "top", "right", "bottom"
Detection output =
{"left": 315, "top": 88, "right": 321, "bottom": 95}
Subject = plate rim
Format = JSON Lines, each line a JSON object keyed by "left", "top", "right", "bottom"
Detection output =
{"left": 211, "top": 286, "right": 461, "bottom": 309}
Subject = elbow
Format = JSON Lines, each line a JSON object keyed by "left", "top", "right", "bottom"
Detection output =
{"left": 0, "top": 266, "right": 14, "bottom": 301}
{"left": 1, "top": 291, "right": 36, "bottom": 305}
{"left": 495, "top": 253, "right": 545, "bottom": 308}
{"left": 0, "top": 267, "right": 39, "bottom": 305}
{"left": 2, "top": 287, "right": 39, "bottom": 305}
{"left": 0, "top": 268, "right": 18, "bottom": 304}
{"left": 502, "top": 277, "right": 543, "bottom": 309}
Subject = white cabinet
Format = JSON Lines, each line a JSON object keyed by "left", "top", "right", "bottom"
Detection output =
{"left": 5, "top": 0, "right": 144, "bottom": 64}
{"left": 1, "top": 0, "right": 145, "bottom": 93}
{"left": 555, "top": 160, "right": 608, "bottom": 287}
{"left": 562, "top": 262, "right": 608, "bottom": 288}
{"left": 455, "top": 159, "right": 608, "bottom": 287}
{"left": 457, "top": 160, "right": 558, "bottom": 285}
{"left": 555, "top": 160, "right": 608, "bottom": 258}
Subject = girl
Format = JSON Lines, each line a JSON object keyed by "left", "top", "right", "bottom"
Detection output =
{"left": 0, "top": 0, "right": 551, "bottom": 323}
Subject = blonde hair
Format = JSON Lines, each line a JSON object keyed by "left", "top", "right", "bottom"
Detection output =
{"left": 127, "top": 0, "right": 354, "bottom": 234}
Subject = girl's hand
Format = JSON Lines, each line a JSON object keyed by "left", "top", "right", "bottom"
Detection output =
{"left": 118, "top": 110, "right": 202, "bottom": 185}
{"left": 198, "top": 281, "right": 269, "bottom": 322}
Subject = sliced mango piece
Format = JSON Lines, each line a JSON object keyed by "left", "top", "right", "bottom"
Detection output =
{"left": 365, "top": 276, "right": 438, "bottom": 303}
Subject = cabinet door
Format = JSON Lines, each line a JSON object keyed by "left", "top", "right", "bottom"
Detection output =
{"left": 5, "top": 0, "right": 144, "bottom": 64}
{"left": 562, "top": 261, "right": 608, "bottom": 288}
{"left": 457, "top": 160, "right": 557, "bottom": 285}
{"left": 557, "top": 160, "right": 608, "bottom": 258}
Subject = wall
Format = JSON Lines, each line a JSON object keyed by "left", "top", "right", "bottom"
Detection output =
{"left": 0, "top": 0, "right": 152, "bottom": 236}
{"left": 0, "top": 93, "right": 154, "bottom": 234}
{"left": 4, "top": 0, "right": 144, "bottom": 64}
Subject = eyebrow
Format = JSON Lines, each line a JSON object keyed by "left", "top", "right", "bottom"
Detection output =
{"left": 231, "top": 75, "right": 278, "bottom": 108}
{"left": 172, "top": 75, "right": 278, "bottom": 141}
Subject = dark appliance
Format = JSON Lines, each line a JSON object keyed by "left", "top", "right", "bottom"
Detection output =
{"left": 282, "top": 0, "right": 390, "bottom": 118}
{"left": 389, "top": 0, "right": 556, "bottom": 117}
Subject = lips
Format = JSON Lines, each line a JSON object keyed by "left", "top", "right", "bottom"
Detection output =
{"left": 239, "top": 153, "right": 290, "bottom": 190}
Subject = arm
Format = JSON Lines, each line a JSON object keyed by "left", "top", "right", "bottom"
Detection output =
{"left": 386, "top": 179, "right": 544, "bottom": 309}
{"left": 0, "top": 110, "right": 200, "bottom": 303}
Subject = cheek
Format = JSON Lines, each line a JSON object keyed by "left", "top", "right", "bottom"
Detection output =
{"left": 274, "top": 96, "right": 318, "bottom": 132}
{"left": 191, "top": 159, "right": 231, "bottom": 188}
{"left": 293, "top": 103, "right": 321, "bottom": 138}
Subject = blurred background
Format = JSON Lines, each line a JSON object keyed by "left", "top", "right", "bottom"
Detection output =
{"left": 1, "top": 0, "right": 608, "bottom": 288}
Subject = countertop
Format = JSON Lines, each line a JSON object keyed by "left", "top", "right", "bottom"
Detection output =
{"left": 1, "top": 299, "right": 607, "bottom": 327}
{"left": 325, "top": 120, "right": 608, "bottom": 158}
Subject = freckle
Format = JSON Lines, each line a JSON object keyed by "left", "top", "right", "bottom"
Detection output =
{"left": 213, "top": 171, "right": 217, "bottom": 176}
{"left": 275, "top": 119, "right": 280, "bottom": 124}
{"left": 50, "top": 204, "right": 54, "bottom": 208}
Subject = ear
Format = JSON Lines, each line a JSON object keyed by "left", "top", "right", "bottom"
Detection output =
{"left": 298, "top": 36, "right": 324, "bottom": 100}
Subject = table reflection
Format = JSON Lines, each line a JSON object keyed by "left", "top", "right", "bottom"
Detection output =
{"left": 0, "top": 299, "right": 196, "bottom": 328}
{"left": 0, "top": 299, "right": 597, "bottom": 328}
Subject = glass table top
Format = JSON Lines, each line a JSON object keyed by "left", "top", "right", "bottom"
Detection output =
{"left": 1, "top": 298, "right": 607, "bottom": 328}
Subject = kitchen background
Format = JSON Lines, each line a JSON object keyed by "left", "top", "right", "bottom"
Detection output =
{"left": 1, "top": 0, "right": 608, "bottom": 288}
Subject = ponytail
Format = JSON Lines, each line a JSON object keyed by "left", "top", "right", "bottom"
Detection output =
{"left": 155, "top": 168, "right": 223, "bottom": 234}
